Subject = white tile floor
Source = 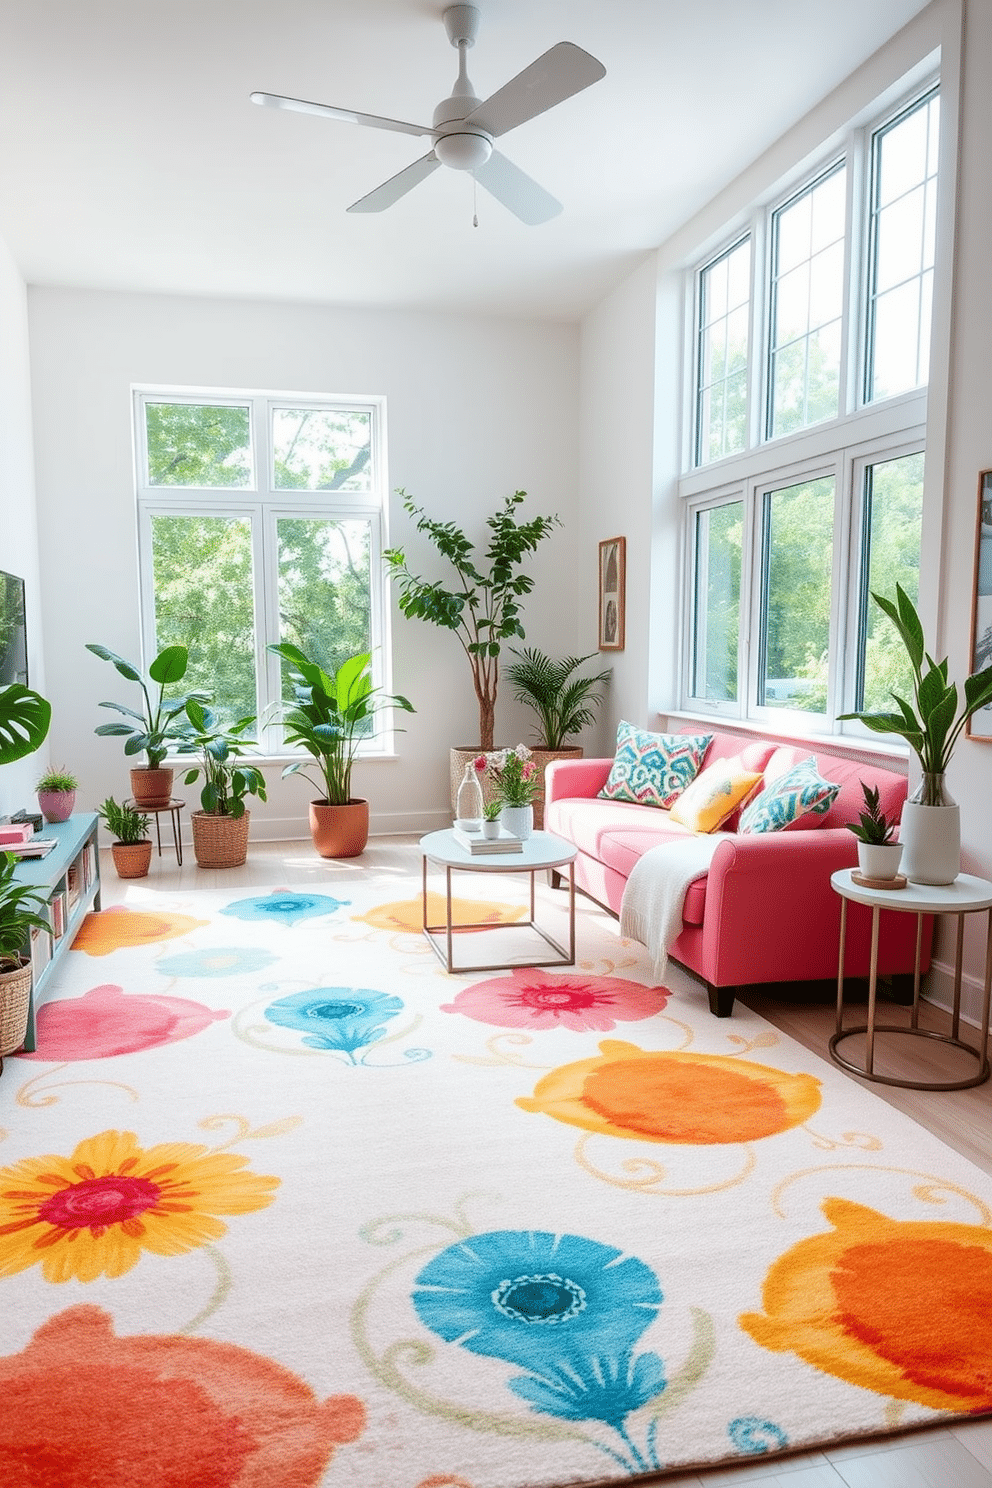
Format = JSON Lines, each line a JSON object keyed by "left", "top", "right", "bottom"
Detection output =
{"left": 97, "top": 833, "right": 992, "bottom": 1488}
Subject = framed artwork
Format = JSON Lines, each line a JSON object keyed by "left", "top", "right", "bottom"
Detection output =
{"left": 598, "top": 537, "right": 625, "bottom": 651}
{"left": 968, "top": 469, "right": 992, "bottom": 739}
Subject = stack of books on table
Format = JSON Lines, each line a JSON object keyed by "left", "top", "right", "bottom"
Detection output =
{"left": 453, "top": 825, "right": 524, "bottom": 855}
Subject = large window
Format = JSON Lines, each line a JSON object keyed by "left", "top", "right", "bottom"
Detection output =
{"left": 681, "top": 78, "right": 937, "bottom": 737}
{"left": 135, "top": 390, "right": 389, "bottom": 755}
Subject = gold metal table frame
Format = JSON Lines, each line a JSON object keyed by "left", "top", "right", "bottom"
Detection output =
{"left": 419, "top": 828, "right": 577, "bottom": 975}
{"left": 830, "top": 868, "right": 992, "bottom": 1091}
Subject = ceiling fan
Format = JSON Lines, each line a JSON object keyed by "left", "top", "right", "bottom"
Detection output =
{"left": 250, "top": 4, "right": 606, "bottom": 225}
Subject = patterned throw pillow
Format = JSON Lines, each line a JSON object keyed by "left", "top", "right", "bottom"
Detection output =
{"left": 738, "top": 755, "right": 839, "bottom": 834}
{"left": 668, "top": 757, "right": 764, "bottom": 833}
{"left": 598, "top": 724, "right": 712, "bottom": 809}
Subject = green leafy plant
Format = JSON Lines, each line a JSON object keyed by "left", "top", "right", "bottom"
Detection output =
{"left": 86, "top": 643, "right": 208, "bottom": 769}
{"left": 384, "top": 490, "right": 560, "bottom": 752}
{"left": 475, "top": 746, "right": 540, "bottom": 807}
{"left": 0, "top": 853, "right": 50, "bottom": 972}
{"left": 482, "top": 797, "right": 503, "bottom": 822}
{"left": 505, "top": 647, "right": 611, "bottom": 749}
{"left": 0, "top": 684, "right": 51, "bottom": 764}
{"left": 35, "top": 766, "right": 79, "bottom": 793}
{"left": 847, "top": 781, "right": 897, "bottom": 845}
{"left": 177, "top": 700, "right": 267, "bottom": 819}
{"left": 269, "top": 644, "right": 414, "bottom": 806}
{"left": 839, "top": 585, "right": 992, "bottom": 802}
{"left": 96, "top": 797, "right": 150, "bottom": 845}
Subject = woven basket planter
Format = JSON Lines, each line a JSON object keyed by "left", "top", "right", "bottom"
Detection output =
{"left": 0, "top": 958, "right": 32, "bottom": 1057}
{"left": 191, "top": 810, "right": 250, "bottom": 869}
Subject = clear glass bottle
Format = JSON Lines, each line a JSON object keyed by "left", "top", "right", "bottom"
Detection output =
{"left": 455, "top": 763, "right": 484, "bottom": 831}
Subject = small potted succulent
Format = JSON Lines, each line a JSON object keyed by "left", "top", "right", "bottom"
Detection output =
{"left": 847, "top": 781, "right": 903, "bottom": 882}
{"left": 36, "top": 766, "right": 79, "bottom": 824}
{"left": 97, "top": 797, "right": 153, "bottom": 879}
{"left": 481, "top": 797, "right": 503, "bottom": 839}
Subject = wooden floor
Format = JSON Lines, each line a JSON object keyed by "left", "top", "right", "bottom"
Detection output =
{"left": 98, "top": 833, "right": 992, "bottom": 1488}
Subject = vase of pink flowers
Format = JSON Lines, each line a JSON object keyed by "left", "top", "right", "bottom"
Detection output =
{"left": 474, "top": 745, "right": 539, "bottom": 840}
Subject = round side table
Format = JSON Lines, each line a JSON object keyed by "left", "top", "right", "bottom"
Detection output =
{"left": 830, "top": 868, "right": 992, "bottom": 1090}
{"left": 126, "top": 798, "right": 185, "bottom": 867}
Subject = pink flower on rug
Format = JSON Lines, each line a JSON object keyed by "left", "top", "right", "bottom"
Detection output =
{"left": 17, "top": 984, "right": 228, "bottom": 1061}
{"left": 441, "top": 970, "right": 669, "bottom": 1031}
{"left": 0, "top": 1305, "right": 366, "bottom": 1486}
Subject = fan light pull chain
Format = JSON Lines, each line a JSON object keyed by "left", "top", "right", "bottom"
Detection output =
{"left": 473, "top": 173, "right": 479, "bottom": 228}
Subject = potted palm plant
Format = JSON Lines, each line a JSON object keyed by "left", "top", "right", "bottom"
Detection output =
{"left": 504, "top": 647, "right": 611, "bottom": 827}
{"left": 840, "top": 585, "right": 992, "bottom": 883}
{"left": 268, "top": 643, "right": 414, "bottom": 858}
{"left": 86, "top": 642, "right": 208, "bottom": 807}
{"left": 176, "top": 700, "right": 268, "bottom": 868}
{"left": 383, "top": 489, "right": 559, "bottom": 809}
{"left": 0, "top": 853, "right": 50, "bottom": 1062}
{"left": 96, "top": 797, "right": 153, "bottom": 879}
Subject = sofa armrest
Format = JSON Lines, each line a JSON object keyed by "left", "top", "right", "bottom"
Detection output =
{"left": 546, "top": 757, "right": 613, "bottom": 804}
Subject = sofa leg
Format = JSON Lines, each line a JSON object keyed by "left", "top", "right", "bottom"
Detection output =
{"left": 549, "top": 869, "right": 563, "bottom": 890}
{"left": 707, "top": 983, "right": 736, "bottom": 1018}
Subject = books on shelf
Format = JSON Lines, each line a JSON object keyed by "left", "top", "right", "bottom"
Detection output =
{"left": 453, "top": 825, "right": 524, "bottom": 855}
{"left": 51, "top": 890, "right": 67, "bottom": 941}
{"left": 1, "top": 837, "right": 57, "bottom": 859}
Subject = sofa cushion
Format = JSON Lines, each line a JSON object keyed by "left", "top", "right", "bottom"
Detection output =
{"left": 739, "top": 754, "right": 840, "bottom": 833}
{"left": 599, "top": 722, "right": 712, "bottom": 808}
{"left": 669, "top": 756, "right": 764, "bottom": 832}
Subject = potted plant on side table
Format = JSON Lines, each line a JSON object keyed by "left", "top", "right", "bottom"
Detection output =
{"left": 177, "top": 700, "right": 267, "bottom": 868}
{"left": 848, "top": 781, "right": 903, "bottom": 883}
{"left": 840, "top": 585, "right": 992, "bottom": 883}
{"left": 36, "top": 765, "right": 79, "bottom": 824}
{"left": 97, "top": 798, "right": 153, "bottom": 880}
{"left": 0, "top": 853, "right": 51, "bottom": 1064}
{"left": 505, "top": 647, "right": 611, "bottom": 827}
{"left": 268, "top": 644, "right": 414, "bottom": 859}
{"left": 86, "top": 642, "right": 208, "bottom": 808}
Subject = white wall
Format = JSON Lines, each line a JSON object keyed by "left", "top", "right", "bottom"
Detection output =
{"left": 27, "top": 288, "right": 581, "bottom": 838}
{"left": 0, "top": 234, "right": 45, "bottom": 820}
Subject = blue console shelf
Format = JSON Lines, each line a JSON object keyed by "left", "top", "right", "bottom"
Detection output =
{"left": 10, "top": 813, "right": 101, "bottom": 1052}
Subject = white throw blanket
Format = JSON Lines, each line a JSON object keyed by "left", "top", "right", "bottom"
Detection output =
{"left": 619, "top": 835, "right": 722, "bottom": 981}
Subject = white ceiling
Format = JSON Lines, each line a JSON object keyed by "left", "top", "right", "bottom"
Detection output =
{"left": 0, "top": 0, "right": 933, "bottom": 322}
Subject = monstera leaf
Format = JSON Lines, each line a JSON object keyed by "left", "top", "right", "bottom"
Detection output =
{"left": 0, "top": 683, "right": 51, "bottom": 764}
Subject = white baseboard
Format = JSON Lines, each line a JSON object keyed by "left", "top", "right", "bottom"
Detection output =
{"left": 922, "top": 955, "right": 989, "bottom": 1034}
{"left": 174, "top": 808, "right": 451, "bottom": 845}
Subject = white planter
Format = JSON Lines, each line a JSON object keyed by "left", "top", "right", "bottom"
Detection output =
{"left": 501, "top": 805, "right": 533, "bottom": 840}
{"left": 857, "top": 841, "right": 903, "bottom": 881}
{"left": 482, "top": 819, "right": 502, "bottom": 839}
{"left": 899, "top": 801, "right": 960, "bottom": 885}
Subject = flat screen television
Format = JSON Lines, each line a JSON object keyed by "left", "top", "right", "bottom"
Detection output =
{"left": 0, "top": 570, "right": 28, "bottom": 686}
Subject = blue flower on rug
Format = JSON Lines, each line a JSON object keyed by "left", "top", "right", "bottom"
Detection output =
{"left": 412, "top": 1230, "right": 666, "bottom": 1448}
{"left": 221, "top": 892, "right": 350, "bottom": 926}
{"left": 264, "top": 988, "right": 404, "bottom": 1059}
{"left": 157, "top": 947, "right": 279, "bottom": 978}
{"left": 727, "top": 1417, "right": 788, "bottom": 1454}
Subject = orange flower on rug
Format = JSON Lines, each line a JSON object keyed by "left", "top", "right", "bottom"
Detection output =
{"left": 517, "top": 1038, "right": 822, "bottom": 1143}
{"left": 0, "top": 1129, "right": 278, "bottom": 1282}
{"left": 740, "top": 1197, "right": 992, "bottom": 1411}
{"left": 0, "top": 1306, "right": 365, "bottom": 1487}
{"left": 71, "top": 907, "right": 209, "bottom": 956}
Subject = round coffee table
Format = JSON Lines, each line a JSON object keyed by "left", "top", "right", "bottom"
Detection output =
{"left": 419, "top": 828, "right": 577, "bottom": 974}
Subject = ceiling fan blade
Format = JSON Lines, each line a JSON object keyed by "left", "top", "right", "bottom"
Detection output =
{"left": 464, "top": 42, "right": 605, "bottom": 138}
{"left": 474, "top": 150, "right": 561, "bottom": 226}
{"left": 250, "top": 91, "right": 433, "bottom": 140}
{"left": 347, "top": 152, "right": 442, "bottom": 213}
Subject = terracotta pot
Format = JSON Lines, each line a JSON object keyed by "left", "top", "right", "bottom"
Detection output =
{"left": 37, "top": 789, "right": 75, "bottom": 823}
{"left": 309, "top": 799, "right": 369, "bottom": 858}
{"left": 0, "top": 957, "right": 32, "bottom": 1058}
{"left": 111, "top": 840, "right": 153, "bottom": 879}
{"left": 191, "top": 810, "right": 250, "bottom": 869}
{"left": 130, "top": 767, "right": 174, "bottom": 809}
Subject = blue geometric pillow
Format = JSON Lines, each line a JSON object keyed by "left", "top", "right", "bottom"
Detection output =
{"left": 738, "top": 755, "right": 839, "bottom": 834}
{"left": 598, "top": 723, "right": 712, "bottom": 809}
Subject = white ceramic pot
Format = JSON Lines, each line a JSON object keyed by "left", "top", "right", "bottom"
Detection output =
{"left": 482, "top": 819, "right": 502, "bottom": 839}
{"left": 857, "top": 841, "right": 903, "bottom": 881}
{"left": 501, "top": 805, "right": 533, "bottom": 840}
{"left": 899, "top": 802, "right": 960, "bottom": 885}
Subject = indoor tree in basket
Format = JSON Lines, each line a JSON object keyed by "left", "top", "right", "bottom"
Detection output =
{"left": 176, "top": 700, "right": 267, "bottom": 868}
{"left": 0, "top": 853, "right": 50, "bottom": 1062}
{"left": 840, "top": 585, "right": 992, "bottom": 884}
{"left": 86, "top": 642, "right": 209, "bottom": 807}
{"left": 384, "top": 490, "right": 560, "bottom": 754}
{"left": 268, "top": 643, "right": 414, "bottom": 859}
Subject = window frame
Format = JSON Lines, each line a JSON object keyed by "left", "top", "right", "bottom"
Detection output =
{"left": 133, "top": 387, "right": 392, "bottom": 760}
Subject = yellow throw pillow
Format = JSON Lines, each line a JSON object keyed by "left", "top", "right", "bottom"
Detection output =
{"left": 668, "top": 758, "right": 763, "bottom": 833}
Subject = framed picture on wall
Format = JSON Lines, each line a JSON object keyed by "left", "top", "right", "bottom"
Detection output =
{"left": 968, "top": 468, "right": 992, "bottom": 739}
{"left": 598, "top": 537, "right": 625, "bottom": 651}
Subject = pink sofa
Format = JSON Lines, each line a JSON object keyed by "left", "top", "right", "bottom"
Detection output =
{"left": 545, "top": 729, "right": 931, "bottom": 1017}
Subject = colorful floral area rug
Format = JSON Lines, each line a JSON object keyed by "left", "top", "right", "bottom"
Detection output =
{"left": 2, "top": 871, "right": 991, "bottom": 1488}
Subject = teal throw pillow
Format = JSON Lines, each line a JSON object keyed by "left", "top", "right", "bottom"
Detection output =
{"left": 738, "top": 755, "right": 839, "bottom": 834}
{"left": 598, "top": 723, "right": 712, "bottom": 809}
